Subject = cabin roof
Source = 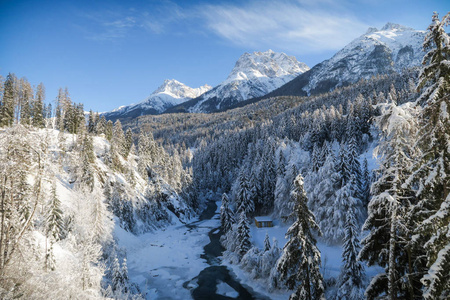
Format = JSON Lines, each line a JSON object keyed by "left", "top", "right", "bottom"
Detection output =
{"left": 254, "top": 216, "right": 272, "bottom": 222}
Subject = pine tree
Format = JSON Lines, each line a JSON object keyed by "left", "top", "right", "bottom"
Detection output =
{"left": 96, "top": 115, "right": 107, "bottom": 135}
{"left": 46, "top": 182, "right": 64, "bottom": 241}
{"left": 87, "top": 110, "right": 95, "bottom": 133}
{"left": 111, "top": 257, "right": 124, "bottom": 292}
{"left": 359, "top": 102, "right": 418, "bottom": 300}
{"left": 337, "top": 206, "right": 365, "bottom": 300}
{"left": 336, "top": 144, "right": 350, "bottom": 188}
{"left": 105, "top": 120, "right": 113, "bottom": 141}
{"left": 45, "top": 181, "right": 64, "bottom": 271}
{"left": 312, "top": 152, "right": 340, "bottom": 242}
{"left": 19, "top": 78, "right": 33, "bottom": 126}
{"left": 121, "top": 258, "right": 129, "bottom": 293}
{"left": 124, "top": 128, "right": 133, "bottom": 158}
{"left": 112, "top": 120, "right": 126, "bottom": 157}
{"left": 346, "top": 135, "right": 362, "bottom": 200}
{"left": 137, "top": 131, "right": 155, "bottom": 179}
{"left": 77, "top": 133, "right": 95, "bottom": 191}
{"left": 236, "top": 211, "right": 251, "bottom": 260}
{"left": 220, "top": 193, "right": 235, "bottom": 233}
{"left": 311, "top": 144, "right": 321, "bottom": 172}
{"left": 264, "top": 232, "right": 271, "bottom": 252}
{"left": 0, "top": 73, "right": 16, "bottom": 126}
{"left": 276, "top": 174, "right": 324, "bottom": 300}
{"left": 361, "top": 158, "right": 371, "bottom": 208}
{"left": 277, "top": 150, "right": 286, "bottom": 177}
{"left": 32, "top": 83, "right": 45, "bottom": 128}
{"left": 236, "top": 170, "right": 254, "bottom": 216}
{"left": 410, "top": 12, "right": 450, "bottom": 300}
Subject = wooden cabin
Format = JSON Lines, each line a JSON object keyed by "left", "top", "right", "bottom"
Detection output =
{"left": 254, "top": 216, "right": 273, "bottom": 228}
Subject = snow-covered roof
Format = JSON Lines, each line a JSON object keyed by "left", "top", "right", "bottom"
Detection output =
{"left": 254, "top": 216, "right": 272, "bottom": 222}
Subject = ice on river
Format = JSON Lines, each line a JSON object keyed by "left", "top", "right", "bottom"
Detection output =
{"left": 216, "top": 281, "right": 239, "bottom": 298}
{"left": 115, "top": 214, "right": 220, "bottom": 299}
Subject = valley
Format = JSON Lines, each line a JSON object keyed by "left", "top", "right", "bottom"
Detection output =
{"left": 0, "top": 6, "right": 449, "bottom": 300}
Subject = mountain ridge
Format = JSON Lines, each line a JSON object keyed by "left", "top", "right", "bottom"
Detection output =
{"left": 185, "top": 49, "right": 309, "bottom": 113}
{"left": 260, "top": 22, "right": 425, "bottom": 99}
{"left": 103, "top": 79, "right": 211, "bottom": 121}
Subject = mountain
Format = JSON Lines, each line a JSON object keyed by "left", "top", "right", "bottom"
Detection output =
{"left": 261, "top": 23, "right": 426, "bottom": 98}
{"left": 103, "top": 79, "right": 211, "bottom": 121}
{"left": 167, "top": 50, "right": 309, "bottom": 113}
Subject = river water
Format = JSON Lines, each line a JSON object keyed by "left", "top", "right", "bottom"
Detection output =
{"left": 187, "top": 201, "right": 268, "bottom": 300}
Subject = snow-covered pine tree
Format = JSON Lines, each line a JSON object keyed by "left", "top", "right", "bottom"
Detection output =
{"left": 112, "top": 257, "right": 124, "bottom": 292}
{"left": 121, "top": 258, "right": 130, "bottom": 293}
{"left": 277, "top": 150, "right": 286, "bottom": 177}
{"left": 311, "top": 144, "right": 321, "bottom": 172}
{"left": 105, "top": 120, "right": 113, "bottom": 141}
{"left": 261, "top": 238, "right": 281, "bottom": 279}
{"left": 0, "top": 73, "right": 16, "bottom": 127}
{"left": 96, "top": 115, "right": 107, "bottom": 136}
{"left": 77, "top": 133, "right": 95, "bottom": 191}
{"left": 275, "top": 164, "right": 298, "bottom": 222}
{"left": 264, "top": 232, "right": 271, "bottom": 252}
{"left": 312, "top": 152, "right": 340, "bottom": 243}
{"left": 124, "top": 128, "right": 133, "bottom": 159}
{"left": 336, "top": 205, "right": 365, "bottom": 300}
{"left": 410, "top": 12, "right": 450, "bottom": 300}
{"left": 87, "top": 110, "right": 95, "bottom": 134}
{"left": 346, "top": 135, "right": 363, "bottom": 201}
{"left": 276, "top": 174, "right": 324, "bottom": 300}
{"left": 19, "top": 78, "right": 33, "bottom": 126}
{"left": 236, "top": 170, "right": 254, "bottom": 216}
{"left": 137, "top": 131, "right": 153, "bottom": 179}
{"left": 236, "top": 211, "right": 251, "bottom": 260}
{"left": 359, "top": 102, "right": 418, "bottom": 299}
{"left": 32, "top": 83, "right": 45, "bottom": 128}
{"left": 113, "top": 120, "right": 126, "bottom": 158}
{"left": 220, "top": 193, "right": 235, "bottom": 233}
{"left": 361, "top": 157, "right": 371, "bottom": 208}
{"left": 45, "top": 181, "right": 64, "bottom": 271}
{"left": 325, "top": 175, "right": 362, "bottom": 243}
{"left": 336, "top": 143, "right": 350, "bottom": 189}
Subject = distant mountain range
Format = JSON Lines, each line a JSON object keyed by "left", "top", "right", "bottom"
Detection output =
{"left": 104, "top": 23, "right": 425, "bottom": 119}
{"left": 102, "top": 79, "right": 211, "bottom": 121}
{"left": 172, "top": 50, "right": 310, "bottom": 113}
{"left": 262, "top": 23, "right": 425, "bottom": 99}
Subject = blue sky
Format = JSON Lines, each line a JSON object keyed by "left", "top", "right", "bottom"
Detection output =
{"left": 0, "top": 0, "right": 448, "bottom": 112}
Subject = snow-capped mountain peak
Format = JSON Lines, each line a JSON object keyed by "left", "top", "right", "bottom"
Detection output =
{"left": 226, "top": 50, "right": 309, "bottom": 82}
{"left": 186, "top": 50, "right": 309, "bottom": 112}
{"left": 298, "top": 23, "right": 426, "bottom": 96}
{"left": 153, "top": 79, "right": 212, "bottom": 99}
{"left": 380, "top": 22, "right": 412, "bottom": 31}
{"left": 103, "top": 79, "right": 211, "bottom": 120}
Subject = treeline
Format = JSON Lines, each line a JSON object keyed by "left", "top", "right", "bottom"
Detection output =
{"left": 0, "top": 73, "right": 51, "bottom": 127}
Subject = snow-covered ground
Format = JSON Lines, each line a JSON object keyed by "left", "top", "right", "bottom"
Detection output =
{"left": 224, "top": 218, "right": 383, "bottom": 299}
{"left": 115, "top": 207, "right": 220, "bottom": 299}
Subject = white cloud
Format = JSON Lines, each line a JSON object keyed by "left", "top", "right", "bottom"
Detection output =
{"left": 78, "top": 2, "right": 185, "bottom": 41}
{"left": 198, "top": 0, "right": 370, "bottom": 55}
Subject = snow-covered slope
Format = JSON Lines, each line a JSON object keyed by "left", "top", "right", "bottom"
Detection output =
{"left": 182, "top": 50, "right": 309, "bottom": 113}
{"left": 103, "top": 79, "right": 211, "bottom": 120}
{"left": 266, "top": 23, "right": 426, "bottom": 98}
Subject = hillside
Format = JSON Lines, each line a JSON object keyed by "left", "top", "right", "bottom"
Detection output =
{"left": 0, "top": 123, "right": 194, "bottom": 299}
